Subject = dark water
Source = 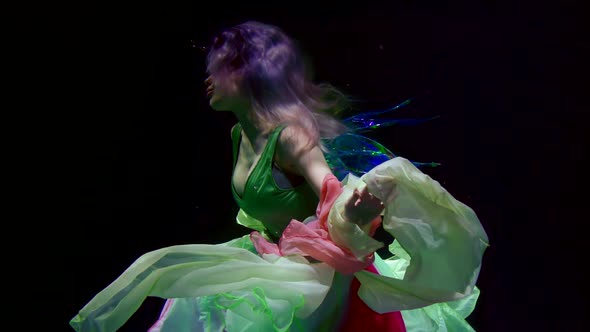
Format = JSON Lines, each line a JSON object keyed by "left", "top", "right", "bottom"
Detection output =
{"left": 42, "top": 1, "right": 587, "bottom": 331}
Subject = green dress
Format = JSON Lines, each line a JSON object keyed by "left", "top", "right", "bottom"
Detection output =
{"left": 229, "top": 124, "right": 318, "bottom": 240}
{"left": 70, "top": 125, "right": 489, "bottom": 332}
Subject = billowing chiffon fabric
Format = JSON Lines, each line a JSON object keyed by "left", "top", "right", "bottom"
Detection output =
{"left": 70, "top": 157, "right": 488, "bottom": 331}
{"left": 339, "top": 158, "right": 488, "bottom": 313}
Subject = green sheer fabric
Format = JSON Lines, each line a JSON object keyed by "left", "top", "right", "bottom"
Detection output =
{"left": 70, "top": 135, "right": 488, "bottom": 331}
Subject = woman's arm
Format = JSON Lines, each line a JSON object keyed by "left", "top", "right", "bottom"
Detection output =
{"left": 275, "top": 126, "right": 384, "bottom": 225}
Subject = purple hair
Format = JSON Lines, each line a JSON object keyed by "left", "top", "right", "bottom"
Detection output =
{"left": 206, "top": 21, "right": 349, "bottom": 148}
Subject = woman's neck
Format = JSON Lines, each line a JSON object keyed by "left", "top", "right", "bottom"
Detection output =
{"left": 233, "top": 109, "right": 267, "bottom": 153}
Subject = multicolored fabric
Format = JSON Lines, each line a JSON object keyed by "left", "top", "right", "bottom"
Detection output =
{"left": 70, "top": 153, "right": 488, "bottom": 331}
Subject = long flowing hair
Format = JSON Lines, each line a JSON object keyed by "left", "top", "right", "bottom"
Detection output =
{"left": 206, "top": 21, "right": 349, "bottom": 149}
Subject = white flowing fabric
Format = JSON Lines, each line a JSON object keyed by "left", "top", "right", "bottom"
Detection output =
{"left": 70, "top": 157, "right": 488, "bottom": 332}
{"left": 70, "top": 240, "right": 334, "bottom": 332}
{"left": 329, "top": 157, "right": 489, "bottom": 313}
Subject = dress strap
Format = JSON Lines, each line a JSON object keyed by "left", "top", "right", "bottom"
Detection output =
{"left": 257, "top": 125, "right": 286, "bottom": 167}
{"left": 231, "top": 123, "right": 242, "bottom": 171}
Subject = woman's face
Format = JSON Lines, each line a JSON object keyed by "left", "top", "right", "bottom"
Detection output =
{"left": 205, "top": 71, "right": 250, "bottom": 112}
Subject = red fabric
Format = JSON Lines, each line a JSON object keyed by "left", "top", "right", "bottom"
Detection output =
{"left": 339, "top": 264, "right": 406, "bottom": 332}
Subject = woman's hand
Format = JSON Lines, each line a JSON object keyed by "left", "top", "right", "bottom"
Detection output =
{"left": 344, "top": 186, "right": 388, "bottom": 226}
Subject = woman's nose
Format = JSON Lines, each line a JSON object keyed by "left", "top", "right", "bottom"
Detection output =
{"left": 204, "top": 76, "right": 212, "bottom": 85}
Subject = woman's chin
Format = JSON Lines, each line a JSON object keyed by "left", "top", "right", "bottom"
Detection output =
{"left": 209, "top": 99, "right": 230, "bottom": 112}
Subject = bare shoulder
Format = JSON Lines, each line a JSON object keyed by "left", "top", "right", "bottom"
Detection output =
{"left": 276, "top": 125, "right": 312, "bottom": 161}
{"left": 276, "top": 125, "right": 328, "bottom": 171}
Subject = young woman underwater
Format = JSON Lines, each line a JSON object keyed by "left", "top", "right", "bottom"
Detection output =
{"left": 70, "top": 21, "right": 489, "bottom": 332}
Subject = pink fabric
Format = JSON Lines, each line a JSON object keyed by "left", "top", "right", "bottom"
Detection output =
{"left": 250, "top": 174, "right": 382, "bottom": 275}
{"left": 148, "top": 299, "right": 174, "bottom": 332}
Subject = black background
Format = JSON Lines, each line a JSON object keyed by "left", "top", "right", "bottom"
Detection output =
{"left": 29, "top": 0, "right": 588, "bottom": 331}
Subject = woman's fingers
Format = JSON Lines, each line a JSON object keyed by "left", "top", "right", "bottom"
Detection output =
{"left": 359, "top": 187, "right": 383, "bottom": 207}
{"left": 344, "top": 186, "right": 387, "bottom": 225}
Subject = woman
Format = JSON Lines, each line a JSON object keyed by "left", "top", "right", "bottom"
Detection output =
{"left": 70, "top": 21, "right": 488, "bottom": 332}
